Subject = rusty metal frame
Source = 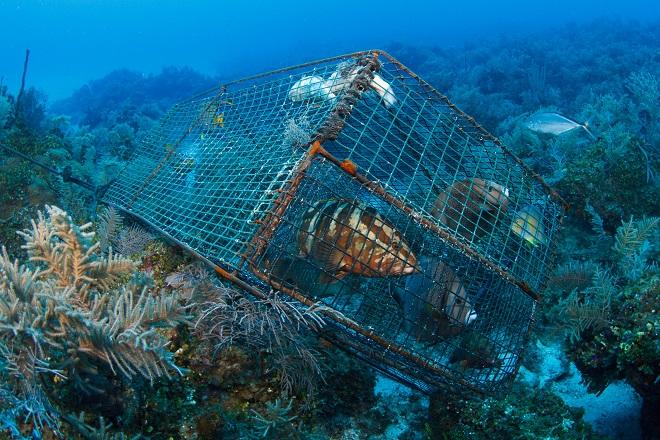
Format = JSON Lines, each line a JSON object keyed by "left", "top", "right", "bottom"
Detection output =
{"left": 111, "top": 50, "right": 566, "bottom": 395}
{"left": 240, "top": 50, "right": 545, "bottom": 301}
{"left": 228, "top": 51, "right": 553, "bottom": 394}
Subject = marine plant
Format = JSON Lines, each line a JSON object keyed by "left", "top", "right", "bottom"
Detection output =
{"left": 244, "top": 398, "right": 300, "bottom": 439}
{"left": 63, "top": 412, "right": 142, "bottom": 440}
{"left": 180, "top": 268, "right": 327, "bottom": 398}
{"left": 427, "top": 382, "right": 606, "bottom": 440}
{"left": 545, "top": 216, "right": 658, "bottom": 426}
{"left": 0, "top": 95, "right": 10, "bottom": 133}
{"left": 0, "top": 205, "right": 187, "bottom": 438}
{"left": 97, "top": 206, "right": 154, "bottom": 257}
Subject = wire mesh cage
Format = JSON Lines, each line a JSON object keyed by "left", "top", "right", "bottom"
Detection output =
{"left": 103, "top": 50, "right": 567, "bottom": 394}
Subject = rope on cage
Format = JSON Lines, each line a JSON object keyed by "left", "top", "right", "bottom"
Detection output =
{"left": 0, "top": 142, "right": 113, "bottom": 198}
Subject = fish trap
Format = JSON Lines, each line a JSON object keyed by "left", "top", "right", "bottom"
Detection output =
{"left": 103, "top": 51, "right": 567, "bottom": 394}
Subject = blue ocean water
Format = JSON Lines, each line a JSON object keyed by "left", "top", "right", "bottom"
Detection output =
{"left": 0, "top": 0, "right": 657, "bottom": 99}
{"left": 0, "top": 1, "right": 659, "bottom": 440}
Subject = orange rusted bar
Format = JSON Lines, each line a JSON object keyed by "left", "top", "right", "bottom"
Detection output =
{"left": 339, "top": 159, "right": 358, "bottom": 176}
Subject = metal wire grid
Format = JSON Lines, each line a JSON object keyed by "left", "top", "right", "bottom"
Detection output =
{"left": 104, "top": 59, "right": 349, "bottom": 264}
{"left": 247, "top": 158, "right": 536, "bottom": 393}
{"left": 321, "top": 54, "right": 564, "bottom": 294}
{"left": 104, "top": 50, "right": 563, "bottom": 394}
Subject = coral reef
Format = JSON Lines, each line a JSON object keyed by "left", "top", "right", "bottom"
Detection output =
{"left": 174, "top": 265, "right": 327, "bottom": 398}
{"left": 545, "top": 217, "right": 658, "bottom": 395}
{"left": 394, "top": 22, "right": 658, "bottom": 436}
{"left": 541, "top": 216, "right": 659, "bottom": 438}
{"left": 0, "top": 18, "right": 658, "bottom": 439}
{"left": 427, "top": 382, "right": 608, "bottom": 440}
{"left": 0, "top": 206, "right": 187, "bottom": 438}
{"left": 51, "top": 67, "right": 216, "bottom": 130}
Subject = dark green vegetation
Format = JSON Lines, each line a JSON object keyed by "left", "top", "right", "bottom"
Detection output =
{"left": 1, "top": 19, "right": 658, "bottom": 439}
{"left": 428, "top": 383, "right": 609, "bottom": 440}
{"left": 396, "top": 20, "right": 658, "bottom": 436}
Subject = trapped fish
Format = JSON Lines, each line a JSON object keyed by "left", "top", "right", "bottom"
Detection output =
{"left": 393, "top": 256, "right": 477, "bottom": 342}
{"left": 264, "top": 254, "right": 363, "bottom": 300}
{"left": 370, "top": 73, "right": 397, "bottom": 108}
{"left": 431, "top": 178, "right": 510, "bottom": 243}
{"left": 288, "top": 75, "right": 336, "bottom": 102}
{"left": 525, "top": 112, "right": 596, "bottom": 139}
{"left": 511, "top": 205, "right": 548, "bottom": 247}
{"left": 298, "top": 198, "right": 417, "bottom": 284}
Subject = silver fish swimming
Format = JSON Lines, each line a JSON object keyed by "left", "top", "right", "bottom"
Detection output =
{"left": 524, "top": 112, "right": 596, "bottom": 140}
{"left": 298, "top": 199, "right": 417, "bottom": 284}
{"left": 393, "top": 256, "right": 477, "bottom": 342}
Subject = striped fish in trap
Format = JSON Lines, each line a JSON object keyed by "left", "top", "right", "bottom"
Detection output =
{"left": 103, "top": 51, "right": 567, "bottom": 394}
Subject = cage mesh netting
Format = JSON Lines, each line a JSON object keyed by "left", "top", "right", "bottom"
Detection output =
{"left": 103, "top": 50, "right": 567, "bottom": 394}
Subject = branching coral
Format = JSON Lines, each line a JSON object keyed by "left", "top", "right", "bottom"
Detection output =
{"left": 0, "top": 205, "right": 187, "bottom": 437}
{"left": 169, "top": 265, "right": 326, "bottom": 397}
{"left": 63, "top": 412, "right": 142, "bottom": 440}
{"left": 246, "top": 398, "right": 299, "bottom": 439}
{"left": 558, "top": 268, "right": 615, "bottom": 343}
{"left": 199, "top": 284, "right": 326, "bottom": 397}
{"left": 97, "top": 206, "right": 124, "bottom": 254}
{"left": 613, "top": 216, "right": 659, "bottom": 280}
{"left": 547, "top": 260, "right": 598, "bottom": 292}
{"left": 546, "top": 215, "right": 659, "bottom": 399}
{"left": 626, "top": 71, "right": 659, "bottom": 117}
{"left": 97, "top": 206, "right": 153, "bottom": 256}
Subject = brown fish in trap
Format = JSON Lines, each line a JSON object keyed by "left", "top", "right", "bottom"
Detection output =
{"left": 298, "top": 198, "right": 418, "bottom": 284}
{"left": 393, "top": 256, "right": 478, "bottom": 343}
{"left": 432, "top": 178, "right": 510, "bottom": 244}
